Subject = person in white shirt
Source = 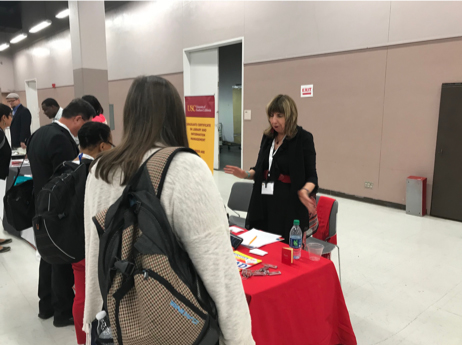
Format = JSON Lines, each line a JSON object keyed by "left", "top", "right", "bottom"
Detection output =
{"left": 72, "top": 121, "right": 113, "bottom": 345}
{"left": 41, "top": 98, "right": 63, "bottom": 123}
{"left": 83, "top": 76, "right": 255, "bottom": 345}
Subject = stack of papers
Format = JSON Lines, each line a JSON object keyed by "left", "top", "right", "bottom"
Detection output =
{"left": 239, "top": 229, "right": 283, "bottom": 249}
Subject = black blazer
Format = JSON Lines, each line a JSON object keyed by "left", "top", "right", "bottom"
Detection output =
{"left": 246, "top": 126, "right": 318, "bottom": 233}
{"left": 0, "top": 128, "right": 12, "bottom": 180}
{"left": 10, "top": 104, "right": 32, "bottom": 148}
{"left": 27, "top": 123, "right": 79, "bottom": 194}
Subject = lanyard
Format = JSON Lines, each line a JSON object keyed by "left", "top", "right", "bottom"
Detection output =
{"left": 78, "top": 153, "right": 94, "bottom": 163}
{"left": 268, "top": 136, "right": 285, "bottom": 177}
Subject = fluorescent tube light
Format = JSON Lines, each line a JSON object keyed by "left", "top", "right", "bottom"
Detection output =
{"left": 55, "top": 9, "right": 69, "bottom": 19}
{"left": 10, "top": 34, "right": 27, "bottom": 44}
{"left": 29, "top": 20, "right": 52, "bottom": 33}
{"left": 0, "top": 43, "right": 10, "bottom": 51}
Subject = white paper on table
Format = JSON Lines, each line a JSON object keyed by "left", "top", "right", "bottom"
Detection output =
{"left": 229, "top": 226, "right": 245, "bottom": 234}
{"left": 10, "top": 159, "right": 30, "bottom": 167}
{"left": 239, "top": 228, "right": 283, "bottom": 249}
{"left": 249, "top": 249, "right": 268, "bottom": 256}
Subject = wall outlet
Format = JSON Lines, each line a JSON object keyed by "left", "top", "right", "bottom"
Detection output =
{"left": 364, "top": 182, "right": 374, "bottom": 189}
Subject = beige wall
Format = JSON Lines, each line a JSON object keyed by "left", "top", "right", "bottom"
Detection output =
{"left": 243, "top": 37, "right": 462, "bottom": 211}
{"left": 108, "top": 73, "right": 184, "bottom": 145}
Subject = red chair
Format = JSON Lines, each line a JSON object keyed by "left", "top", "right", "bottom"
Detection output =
{"left": 305, "top": 195, "right": 341, "bottom": 284}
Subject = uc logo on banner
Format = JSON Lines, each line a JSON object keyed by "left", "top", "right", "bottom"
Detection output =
{"left": 187, "top": 105, "right": 196, "bottom": 112}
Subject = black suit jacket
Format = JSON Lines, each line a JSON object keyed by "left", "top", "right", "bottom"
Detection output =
{"left": 0, "top": 128, "right": 12, "bottom": 180}
{"left": 10, "top": 104, "right": 32, "bottom": 148}
{"left": 246, "top": 126, "right": 318, "bottom": 235}
{"left": 27, "top": 123, "right": 79, "bottom": 194}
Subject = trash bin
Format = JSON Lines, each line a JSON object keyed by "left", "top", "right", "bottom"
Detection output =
{"left": 406, "top": 176, "right": 427, "bottom": 216}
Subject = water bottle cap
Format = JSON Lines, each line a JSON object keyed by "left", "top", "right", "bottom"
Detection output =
{"left": 293, "top": 220, "right": 300, "bottom": 226}
{"left": 96, "top": 310, "right": 107, "bottom": 321}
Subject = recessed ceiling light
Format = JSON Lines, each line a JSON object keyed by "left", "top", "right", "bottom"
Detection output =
{"left": 56, "top": 9, "right": 69, "bottom": 19}
{"left": 10, "top": 34, "right": 27, "bottom": 44}
{"left": 29, "top": 20, "right": 52, "bottom": 33}
{"left": 0, "top": 43, "right": 10, "bottom": 51}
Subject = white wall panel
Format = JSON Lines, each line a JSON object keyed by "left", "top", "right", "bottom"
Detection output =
{"left": 389, "top": 2, "right": 462, "bottom": 44}
{"left": 10, "top": 1, "right": 462, "bottom": 90}
{"left": 182, "top": 1, "right": 245, "bottom": 49}
{"left": 244, "top": 1, "right": 319, "bottom": 63}
{"left": 314, "top": 2, "right": 390, "bottom": 52}
{"left": 0, "top": 53, "right": 15, "bottom": 92}
{"left": 13, "top": 31, "right": 73, "bottom": 91}
{"left": 106, "top": 1, "right": 184, "bottom": 80}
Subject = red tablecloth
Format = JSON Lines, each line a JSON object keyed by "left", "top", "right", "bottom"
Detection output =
{"left": 240, "top": 241, "right": 356, "bottom": 345}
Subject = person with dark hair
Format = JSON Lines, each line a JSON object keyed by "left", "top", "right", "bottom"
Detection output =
{"left": 82, "top": 95, "right": 107, "bottom": 124}
{"left": 83, "top": 76, "right": 254, "bottom": 344}
{"left": 224, "top": 94, "right": 319, "bottom": 243}
{"left": 0, "top": 103, "right": 14, "bottom": 254}
{"left": 6, "top": 93, "right": 31, "bottom": 149}
{"left": 78, "top": 122, "right": 113, "bottom": 156}
{"left": 41, "top": 98, "right": 63, "bottom": 123}
{"left": 70, "top": 121, "right": 113, "bottom": 345}
{"left": 27, "top": 98, "right": 95, "bottom": 328}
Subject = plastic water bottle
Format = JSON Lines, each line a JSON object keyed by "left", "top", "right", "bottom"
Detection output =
{"left": 96, "top": 311, "right": 114, "bottom": 345}
{"left": 290, "top": 219, "right": 302, "bottom": 259}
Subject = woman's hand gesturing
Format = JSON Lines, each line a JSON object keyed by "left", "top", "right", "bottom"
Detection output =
{"left": 224, "top": 165, "right": 247, "bottom": 179}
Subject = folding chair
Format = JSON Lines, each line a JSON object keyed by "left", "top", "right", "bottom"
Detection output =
{"left": 227, "top": 182, "right": 253, "bottom": 229}
{"left": 305, "top": 196, "right": 341, "bottom": 284}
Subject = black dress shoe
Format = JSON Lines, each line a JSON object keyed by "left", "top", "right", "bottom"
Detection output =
{"left": 38, "top": 311, "right": 54, "bottom": 320}
{"left": 0, "top": 247, "right": 11, "bottom": 253}
{"left": 53, "top": 317, "right": 74, "bottom": 328}
{"left": 0, "top": 239, "right": 12, "bottom": 245}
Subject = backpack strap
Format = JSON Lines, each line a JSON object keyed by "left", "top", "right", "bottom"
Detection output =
{"left": 145, "top": 147, "right": 198, "bottom": 199}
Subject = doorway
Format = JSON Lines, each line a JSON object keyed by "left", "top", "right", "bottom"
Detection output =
{"left": 218, "top": 43, "right": 242, "bottom": 170}
{"left": 183, "top": 38, "right": 244, "bottom": 171}
{"left": 431, "top": 83, "right": 462, "bottom": 222}
{"left": 24, "top": 79, "right": 40, "bottom": 133}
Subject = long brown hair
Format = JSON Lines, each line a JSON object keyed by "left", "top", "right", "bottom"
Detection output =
{"left": 95, "top": 75, "right": 188, "bottom": 185}
{"left": 264, "top": 94, "right": 299, "bottom": 139}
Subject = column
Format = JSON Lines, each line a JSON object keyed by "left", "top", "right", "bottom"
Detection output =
{"left": 69, "top": 1, "right": 109, "bottom": 124}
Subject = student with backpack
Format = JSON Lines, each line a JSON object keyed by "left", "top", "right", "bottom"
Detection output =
{"left": 83, "top": 76, "right": 255, "bottom": 345}
{"left": 71, "top": 122, "right": 113, "bottom": 345}
{"left": 34, "top": 121, "right": 113, "bottom": 344}
{"left": 28, "top": 99, "right": 95, "bottom": 328}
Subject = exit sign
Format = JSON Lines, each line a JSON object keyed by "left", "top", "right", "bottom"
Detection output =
{"left": 301, "top": 84, "right": 313, "bottom": 98}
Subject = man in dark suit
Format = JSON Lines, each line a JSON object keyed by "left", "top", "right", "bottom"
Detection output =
{"left": 6, "top": 93, "right": 31, "bottom": 149}
{"left": 27, "top": 98, "right": 95, "bottom": 327}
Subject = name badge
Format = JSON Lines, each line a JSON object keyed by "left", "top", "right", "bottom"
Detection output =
{"left": 261, "top": 182, "right": 274, "bottom": 195}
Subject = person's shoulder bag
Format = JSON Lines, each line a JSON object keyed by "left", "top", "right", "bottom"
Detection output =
{"left": 3, "top": 158, "right": 35, "bottom": 231}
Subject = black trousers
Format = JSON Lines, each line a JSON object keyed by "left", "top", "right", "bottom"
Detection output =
{"left": 38, "top": 258, "right": 75, "bottom": 320}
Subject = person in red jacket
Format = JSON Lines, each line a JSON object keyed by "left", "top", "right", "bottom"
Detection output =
{"left": 82, "top": 95, "right": 107, "bottom": 124}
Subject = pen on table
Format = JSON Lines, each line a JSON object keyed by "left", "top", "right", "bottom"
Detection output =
{"left": 248, "top": 236, "right": 257, "bottom": 246}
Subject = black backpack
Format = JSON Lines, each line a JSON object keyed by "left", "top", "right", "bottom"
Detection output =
{"left": 93, "top": 147, "right": 220, "bottom": 345}
{"left": 33, "top": 159, "right": 92, "bottom": 264}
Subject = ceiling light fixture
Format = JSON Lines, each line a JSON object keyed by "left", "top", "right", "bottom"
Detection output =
{"left": 0, "top": 43, "right": 10, "bottom": 51}
{"left": 10, "top": 34, "right": 27, "bottom": 44}
{"left": 55, "top": 9, "right": 69, "bottom": 19}
{"left": 29, "top": 20, "right": 52, "bottom": 33}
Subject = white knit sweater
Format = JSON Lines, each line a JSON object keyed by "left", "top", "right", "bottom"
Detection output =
{"left": 83, "top": 148, "right": 255, "bottom": 345}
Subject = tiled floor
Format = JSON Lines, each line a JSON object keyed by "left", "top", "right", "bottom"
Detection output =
{"left": 1, "top": 170, "right": 461, "bottom": 344}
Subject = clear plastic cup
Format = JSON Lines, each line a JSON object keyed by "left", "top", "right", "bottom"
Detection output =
{"left": 307, "top": 243, "right": 324, "bottom": 261}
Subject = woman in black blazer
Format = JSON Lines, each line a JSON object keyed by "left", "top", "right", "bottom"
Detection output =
{"left": 0, "top": 103, "right": 13, "bottom": 253}
{"left": 224, "top": 94, "right": 318, "bottom": 242}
